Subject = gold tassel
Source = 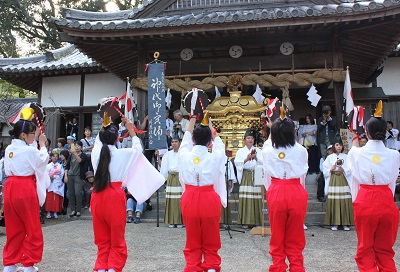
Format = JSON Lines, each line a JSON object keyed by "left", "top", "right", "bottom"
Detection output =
{"left": 373, "top": 100, "right": 383, "bottom": 118}
{"left": 280, "top": 102, "right": 286, "bottom": 120}
{"left": 20, "top": 108, "right": 35, "bottom": 121}
{"left": 201, "top": 111, "right": 210, "bottom": 126}
{"left": 103, "top": 111, "right": 112, "bottom": 127}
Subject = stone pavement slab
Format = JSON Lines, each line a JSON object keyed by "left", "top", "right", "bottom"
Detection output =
{"left": 0, "top": 221, "right": 399, "bottom": 271}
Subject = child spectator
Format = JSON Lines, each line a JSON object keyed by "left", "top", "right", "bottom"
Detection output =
{"left": 45, "top": 153, "right": 64, "bottom": 219}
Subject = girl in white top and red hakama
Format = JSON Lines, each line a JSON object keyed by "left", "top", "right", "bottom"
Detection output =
{"left": 178, "top": 112, "right": 227, "bottom": 272}
{"left": 262, "top": 107, "right": 309, "bottom": 272}
{"left": 3, "top": 109, "right": 50, "bottom": 272}
{"left": 45, "top": 153, "right": 64, "bottom": 219}
{"left": 348, "top": 101, "right": 400, "bottom": 272}
{"left": 90, "top": 114, "right": 164, "bottom": 272}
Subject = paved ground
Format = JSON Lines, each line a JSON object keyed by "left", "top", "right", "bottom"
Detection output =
{"left": 1, "top": 219, "right": 399, "bottom": 272}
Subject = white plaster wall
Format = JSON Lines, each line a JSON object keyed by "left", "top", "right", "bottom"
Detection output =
{"left": 2, "top": 125, "right": 11, "bottom": 138}
{"left": 41, "top": 75, "right": 81, "bottom": 107}
{"left": 377, "top": 57, "right": 400, "bottom": 96}
{"left": 84, "top": 73, "right": 125, "bottom": 106}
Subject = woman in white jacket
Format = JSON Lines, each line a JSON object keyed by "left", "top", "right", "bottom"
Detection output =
{"left": 323, "top": 138, "right": 354, "bottom": 231}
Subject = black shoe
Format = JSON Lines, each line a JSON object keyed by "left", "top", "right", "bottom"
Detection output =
{"left": 317, "top": 196, "right": 326, "bottom": 202}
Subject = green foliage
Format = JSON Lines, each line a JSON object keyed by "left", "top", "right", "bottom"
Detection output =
{"left": 0, "top": 0, "right": 140, "bottom": 58}
{"left": 0, "top": 79, "right": 37, "bottom": 99}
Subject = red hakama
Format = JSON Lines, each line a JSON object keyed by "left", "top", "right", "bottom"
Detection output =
{"left": 91, "top": 182, "right": 127, "bottom": 272}
{"left": 3, "top": 175, "right": 43, "bottom": 267}
{"left": 266, "top": 178, "right": 308, "bottom": 272}
{"left": 353, "top": 184, "right": 399, "bottom": 272}
{"left": 45, "top": 191, "right": 63, "bottom": 212}
{"left": 181, "top": 184, "right": 222, "bottom": 272}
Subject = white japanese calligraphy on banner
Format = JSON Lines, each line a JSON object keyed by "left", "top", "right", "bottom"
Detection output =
{"left": 147, "top": 63, "right": 167, "bottom": 150}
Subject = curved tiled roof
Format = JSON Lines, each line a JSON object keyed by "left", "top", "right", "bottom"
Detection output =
{"left": 54, "top": 0, "right": 400, "bottom": 30}
{"left": 0, "top": 44, "right": 100, "bottom": 73}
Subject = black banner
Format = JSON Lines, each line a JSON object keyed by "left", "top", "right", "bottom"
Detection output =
{"left": 147, "top": 63, "right": 167, "bottom": 150}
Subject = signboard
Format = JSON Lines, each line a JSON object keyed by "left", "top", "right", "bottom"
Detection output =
{"left": 147, "top": 63, "right": 167, "bottom": 150}
{"left": 340, "top": 128, "right": 350, "bottom": 153}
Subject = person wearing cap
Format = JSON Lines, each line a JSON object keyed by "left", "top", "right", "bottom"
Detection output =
{"left": 90, "top": 113, "right": 164, "bottom": 272}
{"left": 318, "top": 105, "right": 338, "bottom": 159}
{"left": 316, "top": 145, "right": 333, "bottom": 202}
{"left": 234, "top": 128, "right": 263, "bottom": 228}
{"left": 65, "top": 135, "right": 76, "bottom": 150}
{"left": 262, "top": 105, "right": 309, "bottom": 272}
{"left": 160, "top": 136, "right": 184, "bottom": 228}
{"left": 323, "top": 138, "right": 354, "bottom": 231}
{"left": 2, "top": 108, "right": 49, "bottom": 272}
{"left": 45, "top": 153, "right": 64, "bottom": 219}
{"left": 83, "top": 170, "right": 94, "bottom": 209}
{"left": 178, "top": 111, "right": 226, "bottom": 272}
{"left": 348, "top": 101, "right": 400, "bottom": 272}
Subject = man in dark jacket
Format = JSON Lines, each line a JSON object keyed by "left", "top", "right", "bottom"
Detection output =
{"left": 317, "top": 105, "right": 337, "bottom": 159}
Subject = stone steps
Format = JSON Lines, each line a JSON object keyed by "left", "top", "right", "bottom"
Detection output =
{"left": 60, "top": 180, "right": 400, "bottom": 226}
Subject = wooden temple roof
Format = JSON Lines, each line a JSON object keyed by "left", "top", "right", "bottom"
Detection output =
{"left": 0, "top": 44, "right": 105, "bottom": 92}
{"left": 52, "top": 0, "right": 400, "bottom": 85}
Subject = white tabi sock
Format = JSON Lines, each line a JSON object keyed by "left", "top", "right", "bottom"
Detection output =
{"left": 108, "top": 269, "right": 116, "bottom": 272}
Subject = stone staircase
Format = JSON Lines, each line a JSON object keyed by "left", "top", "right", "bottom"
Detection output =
{"left": 69, "top": 174, "right": 400, "bottom": 225}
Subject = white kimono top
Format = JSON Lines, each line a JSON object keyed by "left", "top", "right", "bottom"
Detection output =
{"left": 5, "top": 139, "right": 50, "bottom": 206}
{"left": 348, "top": 140, "right": 400, "bottom": 201}
{"left": 262, "top": 139, "right": 308, "bottom": 191}
{"left": 46, "top": 162, "right": 64, "bottom": 197}
{"left": 160, "top": 149, "right": 180, "bottom": 180}
{"left": 323, "top": 153, "right": 352, "bottom": 195}
{"left": 234, "top": 145, "right": 263, "bottom": 184}
{"left": 91, "top": 134, "right": 164, "bottom": 204}
{"left": 178, "top": 131, "right": 227, "bottom": 207}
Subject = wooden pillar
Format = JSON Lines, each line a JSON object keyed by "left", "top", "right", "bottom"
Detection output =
{"left": 136, "top": 42, "right": 147, "bottom": 121}
{"left": 332, "top": 34, "right": 344, "bottom": 129}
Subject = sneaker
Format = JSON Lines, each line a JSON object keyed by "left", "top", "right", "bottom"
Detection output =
{"left": 331, "top": 226, "right": 338, "bottom": 231}
{"left": 4, "top": 265, "right": 22, "bottom": 272}
{"left": 168, "top": 224, "right": 176, "bottom": 228}
{"left": 176, "top": 224, "right": 184, "bottom": 228}
{"left": 127, "top": 216, "right": 133, "bottom": 223}
{"left": 303, "top": 224, "right": 308, "bottom": 230}
{"left": 242, "top": 225, "right": 249, "bottom": 229}
{"left": 84, "top": 206, "right": 89, "bottom": 209}
{"left": 133, "top": 217, "right": 141, "bottom": 224}
{"left": 343, "top": 226, "right": 350, "bottom": 231}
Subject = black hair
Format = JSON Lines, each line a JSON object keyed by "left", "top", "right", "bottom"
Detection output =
{"left": 387, "top": 121, "right": 393, "bottom": 127}
{"left": 75, "top": 141, "right": 83, "bottom": 147}
{"left": 9, "top": 119, "right": 36, "bottom": 139}
{"left": 306, "top": 114, "right": 315, "bottom": 125}
{"left": 366, "top": 118, "right": 387, "bottom": 141}
{"left": 332, "top": 142, "right": 344, "bottom": 154}
{"left": 271, "top": 119, "right": 296, "bottom": 148}
{"left": 57, "top": 138, "right": 66, "bottom": 146}
{"left": 192, "top": 125, "right": 211, "bottom": 146}
{"left": 94, "top": 124, "right": 119, "bottom": 193}
{"left": 60, "top": 149, "right": 69, "bottom": 160}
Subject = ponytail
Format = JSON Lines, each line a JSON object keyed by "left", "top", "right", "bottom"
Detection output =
{"left": 93, "top": 144, "right": 111, "bottom": 192}
{"left": 93, "top": 124, "right": 118, "bottom": 192}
